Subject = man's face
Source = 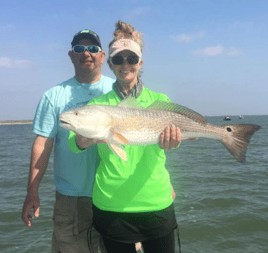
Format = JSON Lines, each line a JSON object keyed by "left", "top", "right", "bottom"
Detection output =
{"left": 69, "top": 39, "right": 106, "bottom": 74}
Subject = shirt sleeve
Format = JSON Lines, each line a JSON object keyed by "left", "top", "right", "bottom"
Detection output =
{"left": 158, "top": 93, "right": 171, "bottom": 103}
{"left": 68, "top": 96, "right": 110, "bottom": 154}
{"left": 68, "top": 130, "right": 87, "bottom": 153}
{"left": 32, "top": 95, "right": 57, "bottom": 138}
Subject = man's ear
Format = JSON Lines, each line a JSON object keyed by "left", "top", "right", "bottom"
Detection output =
{"left": 68, "top": 51, "right": 74, "bottom": 63}
{"left": 100, "top": 51, "right": 106, "bottom": 64}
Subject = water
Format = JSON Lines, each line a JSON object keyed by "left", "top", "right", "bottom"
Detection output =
{"left": 0, "top": 116, "right": 267, "bottom": 253}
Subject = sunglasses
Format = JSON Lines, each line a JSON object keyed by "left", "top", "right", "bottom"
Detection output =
{"left": 110, "top": 55, "right": 140, "bottom": 65}
{"left": 72, "top": 45, "right": 102, "bottom": 54}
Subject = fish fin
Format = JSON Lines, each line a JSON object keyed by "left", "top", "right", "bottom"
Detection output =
{"left": 219, "top": 124, "right": 261, "bottom": 163}
{"left": 184, "top": 137, "right": 199, "bottom": 141}
{"left": 146, "top": 101, "right": 207, "bottom": 125}
{"left": 111, "top": 129, "right": 129, "bottom": 144}
{"left": 117, "top": 96, "right": 144, "bottom": 109}
{"left": 108, "top": 144, "right": 127, "bottom": 161}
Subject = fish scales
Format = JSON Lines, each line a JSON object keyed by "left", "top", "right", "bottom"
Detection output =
{"left": 59, "top": 98, "right": 261, "bottom": 163}
{"left": 102, "top": 106, "right": 225, "bottom": 144}
{"left": 102, "top": 106, "right": 175, "bottom": 144}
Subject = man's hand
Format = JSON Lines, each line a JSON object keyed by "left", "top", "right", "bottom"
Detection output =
{"left": 21, "top": 193, "right": 40, "bottom": 227}
{"left": 159, "top": 125, "right": 181, "bottom": 149}
{"left": 76, "top": 134, "right": 107, "bottom": 149}
{"left": 21, "top": 135, "right": 53, "bottom": 227}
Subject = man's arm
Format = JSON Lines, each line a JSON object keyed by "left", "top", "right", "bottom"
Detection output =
{"left": 21, "top": 135, "right": 54, "bottom": 227}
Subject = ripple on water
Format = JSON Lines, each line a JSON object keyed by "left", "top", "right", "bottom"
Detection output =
{"left": 1, "top": 116, "right": 268, "bottom": 253}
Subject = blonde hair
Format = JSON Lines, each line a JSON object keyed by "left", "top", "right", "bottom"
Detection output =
{"left": 109, "top": 21, "right": 143, "bottom": 78}
{"left": 109, "top": 20, "right": 143, "bottom": 52}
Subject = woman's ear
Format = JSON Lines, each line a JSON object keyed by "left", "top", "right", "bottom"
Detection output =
{"left": 107, "top": 59, "right": 113, "bottom": 70}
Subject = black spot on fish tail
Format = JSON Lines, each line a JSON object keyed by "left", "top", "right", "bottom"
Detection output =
{"left": 219, "top": 124, "right": 261, "bottom": 163}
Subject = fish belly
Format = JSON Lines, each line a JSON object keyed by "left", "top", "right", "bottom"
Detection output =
{"left": 120, "top": 129, "right": 160, "bottom": 145}
{"left": 110, "top": 107, "right": 172, "bottom": 145}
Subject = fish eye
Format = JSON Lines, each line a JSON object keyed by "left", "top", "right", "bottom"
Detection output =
{"left": 226, "top": 127, "right": 232, "bottom": 132}
{"left": 75, "top": 112, "right": 79, "bottom": 116}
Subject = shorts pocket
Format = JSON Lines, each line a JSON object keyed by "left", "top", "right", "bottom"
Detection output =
{"left": 53, "top": 210, "right": 79, "bottom": 243}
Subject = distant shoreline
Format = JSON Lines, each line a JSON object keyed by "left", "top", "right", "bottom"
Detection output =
{"left": 0, "top": 114, "right": 266, "bottom": 126}
{"left": 0, "top": 120, "right": 33, "bottom": 125}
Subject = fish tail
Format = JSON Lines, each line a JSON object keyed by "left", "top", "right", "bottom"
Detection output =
{"left": 219, "top": 124, "right": 261, "bottom": 163}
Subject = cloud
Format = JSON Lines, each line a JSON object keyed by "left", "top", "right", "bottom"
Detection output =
{"left": 0, "top": 57, "right": 34, "bottom": 69}
{"left": 227, "top": 47, "right": 241, "bottom": 57}
{"left": 0, "top": 24, "right": 15, "bottom": 33}
{"left": 191, "top": 45, "right": 224, "bottom": 56}
{"left": 50, "top": 14, "right": 58, "bottom": 19}
{"left": 85, "top": 8, "right": 93, "bottom": 14}
{"left": 171, "top": 31, "right": 205, "bottom": 43}
{"left": 191, "top": 45, "right": 241, "bottom": 57}
{"left": 133, "top": 6, "right": 150, "bottom": 15}
{"left": 231, "top": 21, "right": 254, "bottom": 29}
{"left": 126, "top": 6, "right": 151, "bottom": 18}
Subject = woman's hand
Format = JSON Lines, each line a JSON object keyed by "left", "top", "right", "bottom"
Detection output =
{"left": 76, "top": 134, "right": 107, "bottom": 149}
{"left": 159, "top": 125, "right": 181, "bottom": 149}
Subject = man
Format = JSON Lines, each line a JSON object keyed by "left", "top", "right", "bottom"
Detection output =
{"left": 21, "top": 29, "right": 114, "bottom": 253}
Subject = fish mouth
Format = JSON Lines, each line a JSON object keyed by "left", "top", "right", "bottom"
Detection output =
{"left": 59, "top": 120, "right": 74, "bottom": 130}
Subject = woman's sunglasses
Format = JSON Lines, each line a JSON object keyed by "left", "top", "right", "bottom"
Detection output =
{"left": 110, "top": 55, "right": 140, "bottom": 65}
{"left": 72, "top": 45, "right": 102, "bottom": 54}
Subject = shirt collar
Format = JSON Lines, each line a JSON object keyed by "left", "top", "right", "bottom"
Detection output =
{"left": 113, "top": 79, "right": 143, "bottom": 100}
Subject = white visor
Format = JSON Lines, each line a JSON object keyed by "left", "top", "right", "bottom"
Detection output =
{"left": 109, "top": 39, "right": 142, "bottom": 58}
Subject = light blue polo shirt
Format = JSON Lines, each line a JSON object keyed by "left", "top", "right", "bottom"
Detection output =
{"left": 32, "top": 76, "right": 114, "bottom": 197}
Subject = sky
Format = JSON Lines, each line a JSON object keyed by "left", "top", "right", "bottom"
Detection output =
{"left": 0, "top": 0, "right": 267, "bottom": 120}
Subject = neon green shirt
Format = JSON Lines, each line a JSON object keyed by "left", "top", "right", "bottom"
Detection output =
{"left": 69, "top": 87, "right": 174, "bottom": 212}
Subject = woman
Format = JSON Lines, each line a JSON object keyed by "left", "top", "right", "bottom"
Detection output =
{"left": 69, "top": 21, "right": 181, "bottom": 253}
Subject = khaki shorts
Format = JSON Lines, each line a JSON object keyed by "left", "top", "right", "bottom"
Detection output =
{"left": 52, "top": 191, "right": 106, "bottom": 253}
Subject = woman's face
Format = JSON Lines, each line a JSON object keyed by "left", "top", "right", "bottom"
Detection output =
{"left": 109, "top": 50, "right": 143, "bottom": 84}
